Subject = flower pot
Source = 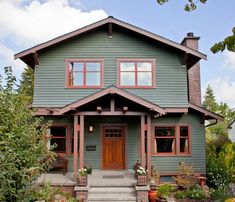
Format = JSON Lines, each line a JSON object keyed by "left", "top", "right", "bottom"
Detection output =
{"left": 137, "top": 175, "right": 148, "bottom": 186}
{"left": 77, "top": 175, "right": 87, "bottom": 186}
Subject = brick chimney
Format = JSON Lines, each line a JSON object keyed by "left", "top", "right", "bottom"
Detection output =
{"left": 181, "top": 32, "right": 201, "bottom": 106}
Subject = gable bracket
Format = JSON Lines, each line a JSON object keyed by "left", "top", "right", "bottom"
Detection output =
{"left": 32, "top": 52, "right": 39, "bottom": 66}
{"left": 108, "top": 22, "right": 113, "bottom": 39}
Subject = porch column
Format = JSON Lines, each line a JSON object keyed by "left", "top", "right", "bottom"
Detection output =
{"left": 140, "top": 115, "right": 145, "bottom": 167}
{"left": 146, "top": 115, "right": 152, "bottom": 177}
{"left": 79, "top": 115, "right": 84, "bottom": 169}
{"left": 73, "top": 115, "right": 78, "bottom": 178}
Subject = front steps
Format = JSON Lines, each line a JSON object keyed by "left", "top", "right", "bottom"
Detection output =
{"left": 87, "top": 171, "right": 137, "bottom": 202}
{"left": 88, "top": 187, "right": 136, "bottom": 202}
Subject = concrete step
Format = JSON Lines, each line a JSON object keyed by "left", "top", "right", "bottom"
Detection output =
{"left": 88, "top": 193, "right": 136, "bottom": 201}
{"left": 89, "top": 186, "right": 135, "bottom": 194}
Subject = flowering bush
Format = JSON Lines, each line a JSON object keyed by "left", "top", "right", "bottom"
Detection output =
{"left": 207, "top": 148, "right": 232, "bottom": 190}
{"left": 136, "top": 166, "right": 148, "bottom": 175}
{"left": 78, "top": 168, "right": 88, "bottom": 176}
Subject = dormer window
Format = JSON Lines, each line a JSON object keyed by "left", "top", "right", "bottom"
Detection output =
{"left": 117, "top": 59, "right": 156, "bottom": 88}
{"left": 66, "top": 59, "right": 103, "bottom": 88}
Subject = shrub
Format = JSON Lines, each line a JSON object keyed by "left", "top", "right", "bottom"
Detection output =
{"left": 207, "top": 147, "right": 232, "bottom": 189}
{"left": 175, "top": 185, "right": 207, "bottom": 200}
{"left": 173, "top": 162, "right": 199, "bottom": 189}
{"left": 156, "top": 184, "right": 176, "bottom": 199}
{"left": 0, "top": 67, "right": 55, "bottom": 201}
{"left": 210, "top": 188, "right": 230, "bottom": 202}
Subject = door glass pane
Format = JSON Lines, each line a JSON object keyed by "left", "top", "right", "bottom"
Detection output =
{"left": 120, "top": 72, "right": 135, "bottom": 86}
{"left": 137, "top": 72, "right": 152, "bottom": 86}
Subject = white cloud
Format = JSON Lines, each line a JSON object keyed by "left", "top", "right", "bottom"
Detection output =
{"left": 0, "top": 0, "right": 108, "bottom": 47}
{"left": 207, "top": 77, "right": 235, "bottom": 108}
{"left": 0, "top": 45, "right": 25, "bottom": 80}
{"left": 223, "top": 51, "right": 235, "bottom": 71}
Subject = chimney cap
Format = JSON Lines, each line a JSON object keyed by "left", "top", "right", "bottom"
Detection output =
{"left": 187, "top": 32, "right": 194, "bottom": 37}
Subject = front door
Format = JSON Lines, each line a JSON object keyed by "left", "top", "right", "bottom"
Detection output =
{"left": 102, "top": 126, "right": 125, "bottom": 169}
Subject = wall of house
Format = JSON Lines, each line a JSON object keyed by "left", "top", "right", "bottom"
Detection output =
{"left": 33, "top": 28, "right": 188, "bottom": 108}
{"left": 151, "top": 112, "right": 206, "bottom": 175}
{"left": 228, "top": 123, "right": 235, "bottom": 142}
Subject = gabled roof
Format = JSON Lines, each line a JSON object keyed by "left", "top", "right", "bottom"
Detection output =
{"left": 228, "top": 119, "right": 235, "bottom": 129}
{"left": 189, "top": 103, "right": 224, "bottom": 122}
{"left": 58, "top": 86, "right": 166, "bottom": 115}
{"left": 14, "top": 16, "right": 206, "bottom": 68}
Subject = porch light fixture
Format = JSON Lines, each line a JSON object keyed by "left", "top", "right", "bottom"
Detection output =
{"left": 88, "top": 124, "right": 94, "bottom": 133}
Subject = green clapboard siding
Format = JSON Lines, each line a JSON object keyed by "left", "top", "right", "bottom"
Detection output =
{"left": 33, "top": 28, "right": 188, "bottom": 108}
{"left": 151, "top": 113, "right": 206, "bottom": 174}
{"left": 45, "top": 112, "right": 205, "bottom": 173}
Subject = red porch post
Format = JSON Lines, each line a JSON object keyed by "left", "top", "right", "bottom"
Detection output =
{"left": 79, "top": 115, "right": 84, "bottom": 169}
{"left": 147, "top": 115, "right": 152, "bottom": 177}
{"left": 73, "top": 115, "right": 78, "bottom": 179}
{"left": 140, "top": 115, "right": 145, "bottom": 167}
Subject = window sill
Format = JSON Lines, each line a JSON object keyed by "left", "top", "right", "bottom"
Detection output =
{"left": 66, "top": 86, "right": 103, "bottom": 89}
{"left": 151, "top": 153, "right": 191, "bottom": 157}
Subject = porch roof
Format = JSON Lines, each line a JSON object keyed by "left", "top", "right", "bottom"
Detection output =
{"left": 58, "top": 86, "right": 166, "bottom": 115}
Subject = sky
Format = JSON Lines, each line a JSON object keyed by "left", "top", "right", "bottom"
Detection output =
{"left": 0, "top": 0, "right": 234, "bottom": 108}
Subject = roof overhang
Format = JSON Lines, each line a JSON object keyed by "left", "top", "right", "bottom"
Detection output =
{"left": 14, "top": 16, "right": 206, "bottom": 68}
{"left": 41, "top": 86, "right": 166, "bottom": 115}
{"left": 189, "top": 103, "right": 224, "bottom": 122}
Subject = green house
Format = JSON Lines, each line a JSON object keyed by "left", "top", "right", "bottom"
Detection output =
{"left": 15, "top": 17, "right": 222, "bottom": 183}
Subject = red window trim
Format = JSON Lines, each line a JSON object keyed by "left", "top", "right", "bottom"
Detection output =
{"left": 65, "top": 58, "right": 104, "bottom": 89}
{"left": 117, "top": 58, "right": 156, "bottom": 88}
{"left": 50, "top": 125, "right": 75, "bottom": 156}
{"left": 151, "top": 124, "right": 191, "bottom": 157}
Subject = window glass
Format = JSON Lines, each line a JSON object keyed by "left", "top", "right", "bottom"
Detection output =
{"left": 50, "top": 127, "right": 66, "bottom": 153}
{"left": 180, "top": 126, "right": 188, "bottom": 137}
{"left": 155, "top": 127, "right": 174, "bottom": 137}
{"left": 180, "top": 138, "right": 189, "bottom": 153}
{"left": 120, "top": 72, "right": 135, "bottom": 86}
{"left": 86, "top": 62, "right": 100, "bottom": 71}
{"left": 119, "top": 60, "right": 154, "bottom": 87}
{"left": 137, "top": 72, "right": 152, "bottom": 86}
{"left": 86, "top": 72, "right": 100, "bottom": 86}
{"left": 137, "top": 62, "right": 152, "bottom": 71}
{"left": 68, "top": 60, "right": 102, "bottom": 87}
{"left": 73, "top": 62, "right": 84, "bottom": 71}
{"left": 120, "top": 62, "right": 135, "bottom": 71}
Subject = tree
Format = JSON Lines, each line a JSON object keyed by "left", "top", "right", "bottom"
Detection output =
{"left": 202, "top": 85, "right": 218, "bottom": 112}
{"left": 156, "top": 0, "right": 235, "bottom": 53}
{"left": 17, "top": 66, "right": 34, "bottom": 104}
{"left": 0, "top": 66, "right": 55, "bottom": 201}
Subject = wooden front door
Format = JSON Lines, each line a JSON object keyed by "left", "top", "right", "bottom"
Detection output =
{"left": 102, "top": 126, "right": 125, "bottom": 170}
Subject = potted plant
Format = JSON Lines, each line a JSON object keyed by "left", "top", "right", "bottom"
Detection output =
{"left": 84, "top": 165, "right": 92, "bottom": 174}
{"left": 77, "top": 167, "right": 88, "bottom": 186}
{"left": 136, "top": 166, "right": 148, "bottom": 186}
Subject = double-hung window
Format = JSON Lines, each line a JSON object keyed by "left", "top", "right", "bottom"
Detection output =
{"left": 153, "top": 125, "right": 191, "bottom": 156}
{"left": 118, "top": 59, "right": 155, "bottom": 88}
{"left": 50, "top": 126, "right": 67, "bottom": 153}
{"left": 67, "top": 59, "right": 103, "bottom": 88}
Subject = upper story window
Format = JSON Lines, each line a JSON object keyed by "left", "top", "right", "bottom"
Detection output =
{"left": 153, "top": 125, "right": 191, "bottom": 156}
{"left": 66, "top": 59, "right": 103, "bottom": 88}
{"left": 118, "top": 59, "right": 156, "bottom": 88}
